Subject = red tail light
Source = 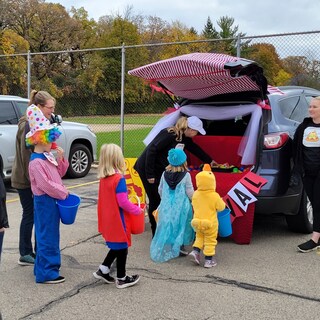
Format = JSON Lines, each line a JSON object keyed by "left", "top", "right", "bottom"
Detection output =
{"left": 264, "top": 132, "right": 289, "bottom": 149}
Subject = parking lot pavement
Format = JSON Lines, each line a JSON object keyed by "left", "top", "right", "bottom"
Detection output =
{"left": 1, "top": 168, "right": 320, "bottom": 320}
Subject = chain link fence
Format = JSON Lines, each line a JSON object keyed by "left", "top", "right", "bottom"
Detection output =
{"left": 1, "top": 31, "right": 320, "bottom": 158}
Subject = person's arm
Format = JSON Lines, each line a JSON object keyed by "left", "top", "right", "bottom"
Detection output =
{"left": 292, "top": 122, "right": 304, "bottom": 162}
{"left": 184, "top": 137, "right": 213, "bottom": 164}
{"left": 17, "top": 119, "right": 32, "bottom": 182}
{"left": 185, "top": 172, "right": 194, "bottom": 200}
{"left": 216, "top": 194, "right": 226, "bottom": 212}
{"left": 55, "top": 147, "right": 69, "bottom": 177}
{"left": 116, "top": 176, "right": 143, "bottom": 215}
{"left": 29, "top": 160, "right": 69, "bottom": 200}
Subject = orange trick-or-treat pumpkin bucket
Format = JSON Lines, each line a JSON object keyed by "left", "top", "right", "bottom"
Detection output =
{"left": 129, "top": 195, "right": 145, "bottom": 234}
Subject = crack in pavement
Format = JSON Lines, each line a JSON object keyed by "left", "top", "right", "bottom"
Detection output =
{"left": 18, "top": 280, "right": 95, "bottom": 320}
{"left": 17, "top": 268, "right": 319, "bottom": 319}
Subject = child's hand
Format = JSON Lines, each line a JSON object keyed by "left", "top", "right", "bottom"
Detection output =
{"left": 56, "top": 146, "right": 65, "bottom": 160}
{"left": 140, "top": 203, "right": 146, "bottom": 215}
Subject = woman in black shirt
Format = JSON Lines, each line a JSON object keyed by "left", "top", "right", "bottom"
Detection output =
{"left": 293, "top": 96, "right": 320, "bottom": 252}
{"left": 134, "top": 116, "right": 215, "bottom": 236}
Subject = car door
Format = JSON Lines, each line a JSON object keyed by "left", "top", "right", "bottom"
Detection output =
{"left": 0, "top": 101, "right": 19, "bottom": 179}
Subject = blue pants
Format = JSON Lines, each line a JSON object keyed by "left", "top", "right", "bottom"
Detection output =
{"left": 17, "top": 188, "right": 35, "bottom": 256}
{"left": 34, "top": 194, "right": 61, "bottom": 283}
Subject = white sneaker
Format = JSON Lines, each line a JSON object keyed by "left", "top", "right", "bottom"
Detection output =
{"left": 204, "top": 257, "right": 217, "bottom": 268}
{"left": 189, "top": 250, "right": 200, "bottom": 265}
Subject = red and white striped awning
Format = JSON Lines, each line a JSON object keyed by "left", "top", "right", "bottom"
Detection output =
{"left": 128, "top": 53, "right": 262, "bottom": 100}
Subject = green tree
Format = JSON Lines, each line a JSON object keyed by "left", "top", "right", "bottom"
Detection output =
{"left": 282, "top": 55, "right": 320, "bottom": 89}
{"left": 0, "top": 29, "right": 29, "bottom": 94}
{"left": 244, "top": 43, "right": 290, "bottom": 85}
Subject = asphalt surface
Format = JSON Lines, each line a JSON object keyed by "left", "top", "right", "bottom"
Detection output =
{"left": 1, "top": 168, "right": 320, "bottom": 320}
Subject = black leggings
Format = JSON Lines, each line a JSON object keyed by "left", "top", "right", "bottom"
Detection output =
{"left": 303, "top": 174, "right": 320, "bottom": 232}
{"left": 102, "top": 248, "right": 128, "bottom": 279}
{"left": 135, "top": 169, "right": 160, "bottom": 236}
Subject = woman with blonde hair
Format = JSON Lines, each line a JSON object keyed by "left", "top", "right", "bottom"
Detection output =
{"left": 134, "top": 116, "right": 215, "bottom": 236}
{"left": 293, "top": 96, "right": 320, "bottom": 252}
{"left": 94, "top": 144, "right": 144, "bottom": 289}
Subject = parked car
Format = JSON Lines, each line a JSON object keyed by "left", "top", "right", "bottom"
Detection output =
{"left": 0, "top": 95, "right": 97, "bottom": 180}
{"left": 129, "top": 53, "right": 320, "bottom": 234}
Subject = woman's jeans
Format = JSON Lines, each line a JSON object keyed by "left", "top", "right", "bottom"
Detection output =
{"left": 17, "top": 188, "right": 35, "bottom": 256}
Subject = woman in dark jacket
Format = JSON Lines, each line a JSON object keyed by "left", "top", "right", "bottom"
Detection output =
{"left": 293, "top": 96, "right": 320, "bottom": 252}
{"left": 0, "top": 175, "right": 9, "bottom": 262}
{"left": 134, "top": 116, "right": 215, "bottom": 236}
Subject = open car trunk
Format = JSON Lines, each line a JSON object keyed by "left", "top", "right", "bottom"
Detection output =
{"left": 129, "top": 52, "right": 270, "bottom": 244}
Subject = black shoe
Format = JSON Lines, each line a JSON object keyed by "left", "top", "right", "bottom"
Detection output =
{"left": 297, "top": 239, "right": 320, "bottom": 253}
{"left": 116, "top": 275, "right": 140, "bottom": 289}
{"left": 43, "top": 276, "right": 65, "bottom": 284}
{"left": 93, "top": 269, "right": 115, "bottom": 284}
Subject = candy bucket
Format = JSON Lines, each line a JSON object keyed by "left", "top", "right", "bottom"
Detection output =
{"left": 129, "top": 195, "right": 145, "bottom": 235}
{"left": 57, "top": 194, "right": 81, "bottom": 225}
{"left": 218, "top": 208, "right": 232, "bottom": 237}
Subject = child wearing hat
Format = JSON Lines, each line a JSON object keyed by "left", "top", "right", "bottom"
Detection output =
{"left": 150, "top": 148, "right": 194, "bottom": 262}
{"left": 26, "top": 104, "right": 69, "bottom": 284}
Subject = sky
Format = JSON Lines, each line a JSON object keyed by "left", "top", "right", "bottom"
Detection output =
{"left": 51, "top": 0, "right": 320, "bottom": 36}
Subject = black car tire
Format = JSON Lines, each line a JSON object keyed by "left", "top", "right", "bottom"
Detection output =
{"left": 285, "top": 191, "right": 313, "bottom": 233}
{"left": 67, "top": 144, "right": 92, "bottom": 178}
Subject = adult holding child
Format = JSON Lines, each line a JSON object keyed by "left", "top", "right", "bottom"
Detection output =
{"left": 12, "top": 90, "right": 58, "bottom": 266}
{"left": 134, "top": 115, "right": 215, "bottom": 236}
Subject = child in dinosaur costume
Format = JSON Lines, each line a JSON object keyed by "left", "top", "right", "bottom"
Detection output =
{"left": 189, "top": 164, "right": 225, "bottom": 268}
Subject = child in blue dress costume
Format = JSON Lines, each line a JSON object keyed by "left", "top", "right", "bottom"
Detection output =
{"left": 150, "top": 148, "right": 194, "bottom": 262}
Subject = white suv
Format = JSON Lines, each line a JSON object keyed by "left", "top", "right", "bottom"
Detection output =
{"left": 0, "top": 95, "right": 97, "bottom": 180}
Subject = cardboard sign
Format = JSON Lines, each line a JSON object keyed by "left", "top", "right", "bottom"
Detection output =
{"left": 240, "top": 171, "right": 268, "bottom": 194}
{"left": 228, "top": 182, "right": 257, "bottom": 212}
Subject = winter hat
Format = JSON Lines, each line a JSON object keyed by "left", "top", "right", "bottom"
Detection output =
{"left": 167, "top": 148, "right": 187, "bottom": 166}
{"left": 187, "top": 116, "right": 206, "bottom": 135}
{"left": 25, "top": 104, "right": 62, "bottom": 146}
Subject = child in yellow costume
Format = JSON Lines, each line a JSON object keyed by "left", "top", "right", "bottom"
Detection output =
{"left": 189, "top": 164, "right": 225, "bottom": 268}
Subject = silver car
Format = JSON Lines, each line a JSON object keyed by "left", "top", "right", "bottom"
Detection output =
{"left": 0, "top": 95, "right": 97, "bottom": 180}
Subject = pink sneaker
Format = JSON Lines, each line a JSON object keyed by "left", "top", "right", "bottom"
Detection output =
{"left": 189, "top": 250, "right": 200, "bottom": 265}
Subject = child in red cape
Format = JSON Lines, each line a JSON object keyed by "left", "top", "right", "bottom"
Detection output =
{"left": 93, "top": 143, "right": 144, "bottom": 289}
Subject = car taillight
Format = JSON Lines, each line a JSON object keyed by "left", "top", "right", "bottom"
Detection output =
{"left": 264, "top": 132, "right": 289, "bottom": 149}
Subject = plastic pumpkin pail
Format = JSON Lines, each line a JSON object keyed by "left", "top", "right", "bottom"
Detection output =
{"left": 129, "top": 195, "right": 145, "bottom": 235}
{"left": 57, "top": 194, "right": 81, "bottom": 225}
{"left": 218, "top": 208, "right": 232, "bottom": 237}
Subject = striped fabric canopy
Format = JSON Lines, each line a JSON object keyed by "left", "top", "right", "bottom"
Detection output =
{"left": 128, "top": 52, "right": 262, "bottom": 100}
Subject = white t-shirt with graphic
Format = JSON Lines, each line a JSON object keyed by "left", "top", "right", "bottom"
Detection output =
{"left": 302, "top": 125, "right": 320, "bottom": 174}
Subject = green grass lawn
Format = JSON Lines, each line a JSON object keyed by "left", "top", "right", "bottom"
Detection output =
{"left": 96, "top": 128, "right": 151, "bottom": 158}
{"left": 66, "top": 114, "right": 163, "bottom": 158}
{"left": 66, "top": 114, "right": 162, "bottom": 125}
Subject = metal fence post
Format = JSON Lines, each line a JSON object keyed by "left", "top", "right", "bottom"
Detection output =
{"left": 27, "top": 50, "right": 31, "bottom": 98}
{"left": 236, "top": 34, "right": 241, "bottom": 57}
{"left": 120, "top": 43, "right": 126, "bottom": 151}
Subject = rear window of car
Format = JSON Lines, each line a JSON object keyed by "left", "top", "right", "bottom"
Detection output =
{"left": 278, "top": 96, "right": 300, "bottom": 119}
{"left": 15, "top": 101, "right": 29, "bottom": 115}
{"left": 0, "top": 101, "right": 19, "bottom": 124}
